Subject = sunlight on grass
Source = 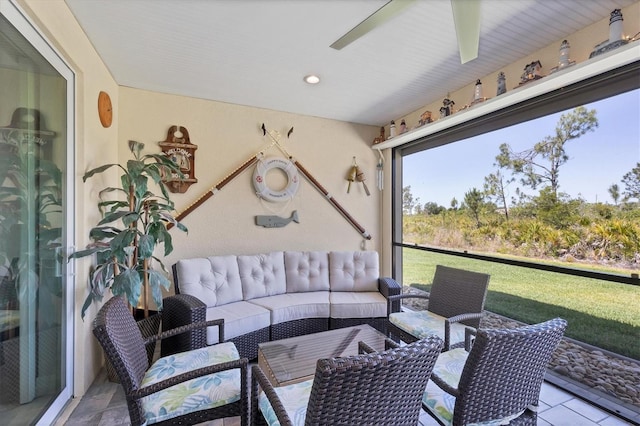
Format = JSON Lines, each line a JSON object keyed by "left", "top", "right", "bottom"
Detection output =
{"left": 402, "top": 248, "right": 640, "bottom": 359}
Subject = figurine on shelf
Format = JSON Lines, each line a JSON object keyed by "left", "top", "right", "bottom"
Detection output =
{"left": 418, "top": 110, "right": 432, "bottom": 127}
{"left": 399, "top": 119, "right": 407, "bottom": 134}
{"left": 388, "top": 120, "right": 397, "bottom": 139}
{"left": 518, "top": 60, "right": 544, "bottom": 86}
{"left": 590, "top": 9, "right": 628, "bottom": 58}
{"left": 550, "top": 40, "right": 576, "bottom": 73}
{"left": 372, "top": 126, "right": 385, "bottom": 145}
{"left": 470, "top": 79, "right": 487, "bottom": 105}
{"left": 497, "top": 72, "right": 507, "bottom": 96}
{"left": 439, "top": 97, "right": 455, "bottom": 118}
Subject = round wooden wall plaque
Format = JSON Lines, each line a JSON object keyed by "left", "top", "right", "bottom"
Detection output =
{"left": 98, "top": 91, "right": 113, "bottom": 128}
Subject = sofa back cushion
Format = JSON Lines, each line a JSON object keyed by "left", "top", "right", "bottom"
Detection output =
{"left": 174, "top": 255, "right": 243, "bottom": 307}
{"left": 284, "top": 251, "right": 330, "bottom": 293}
{"left": 329, "top": 251, "right": 379, "bottom": 292}
{"left": 238, "top": 251, "right": 287, "bottom": 300}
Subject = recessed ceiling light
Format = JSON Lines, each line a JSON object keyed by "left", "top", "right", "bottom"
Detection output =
{"left": 304, "top": 74, "right": 320, "bottom": 84}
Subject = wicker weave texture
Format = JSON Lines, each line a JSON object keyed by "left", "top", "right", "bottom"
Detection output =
{"left": 271, "top": 318, "right": 329, "bottom": 341}
{"left": 426, "top": 317, "right": 567, "bottom": 426}
{"left": 388, "top": 265, "right": 490, "bottom": 350}
{"left": 93, "top": 296, "right": 249, "bottom": 426}
{"left": 254, "top": 335, "right": 444, "bottom": 426}
{"left": 427, "top": 265, "right": 490, "bottom": 329}
{"left": 161, "top": 293, "right": 208, "bottom": 356}
{"left": 387, "top": 321, "right": 419, "bottom": 344}
{"left": 230, "top": 327, "right": 271, "bottom": 360}
{"left": 330, "top": 317, "right": 389, "bottom": 335}
{"left": 164, "top": 274, "right": 403, "bottom": 360}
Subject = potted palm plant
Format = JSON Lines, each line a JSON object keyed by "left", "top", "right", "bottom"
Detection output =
{"left": 71, "top": 140, "right": 187, "bottom": 319}
{"left": 71, "top": 140, "right": 187, "bottom": 381}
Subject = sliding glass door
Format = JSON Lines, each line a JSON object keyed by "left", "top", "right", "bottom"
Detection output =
{"left": 0, "top": 1, "right": 74, "bottom": 423}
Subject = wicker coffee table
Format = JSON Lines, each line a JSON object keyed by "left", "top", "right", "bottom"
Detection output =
{"left": 257, "top": 324, "right": 388, "bottom": 387}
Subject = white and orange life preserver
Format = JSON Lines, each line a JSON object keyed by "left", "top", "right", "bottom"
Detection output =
{"left": 253, "top": 157, "right": 299, "bottom": 202}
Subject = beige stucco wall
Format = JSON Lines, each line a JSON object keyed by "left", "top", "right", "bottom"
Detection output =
{"left": 118, "top": 87, "right": 381, "bottom": 268}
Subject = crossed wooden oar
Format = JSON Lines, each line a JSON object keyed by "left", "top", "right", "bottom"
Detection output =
{"left": 171, "top": 123, "right": 371, "bottom": 240}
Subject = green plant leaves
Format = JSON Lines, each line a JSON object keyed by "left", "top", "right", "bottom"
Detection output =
{"left": 148, "top": 269, "right": 170, "bottom": 309}
{"left": 128, "top": 140, "right": 144, "bottom": 159}
{"left": 112, "top": 267, "right": 143, "bottom": 308}
{"left": 137, "top": 234, "right": 155, "bottom": 259}
{"left": 127, "top": 159, "right": 145, "bottom": 177}
{"left": 98, "top": 210, "right": 130, "bottom": 226}
{"left": 82, "top": 163, "right": 121, "bottom": 182}
{"left": 73, "top": 140, "right": 187, "bottom": 319}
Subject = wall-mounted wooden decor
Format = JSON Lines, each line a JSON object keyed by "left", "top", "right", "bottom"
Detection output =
{"left": 97, "top": 91, "right": 113, "bottom": 128}
{"left": 158, "top": 125, "right": 198, "bottom": 193}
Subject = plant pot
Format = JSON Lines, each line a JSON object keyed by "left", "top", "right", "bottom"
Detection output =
{"left": 105, "top": 310, "right": 161, "bottom": 383}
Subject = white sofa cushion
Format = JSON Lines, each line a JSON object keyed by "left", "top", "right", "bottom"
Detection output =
{"left": 174, "top": 256, "right": 243, "bottom": 306}
{"left": 248, "top": 291, "right": 330, "bottom": 324}
{"left": 329, "top": 291, "right": 387, "bottom": 318}
{"left": 284, "top": 251, "right": 330, "bottom": 293}
{"left": 205, "top": 301, "right": 271, "bottom": 344}
{"left": 329, "top": 251, "right": 379, "bottom": 292}
{"left": 238, "top": 251, "right": 287, "bottom": 300}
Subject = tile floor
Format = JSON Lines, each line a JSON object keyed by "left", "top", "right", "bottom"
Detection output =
{"left": 54, "top": 368, "right": 636, "bottom": 426}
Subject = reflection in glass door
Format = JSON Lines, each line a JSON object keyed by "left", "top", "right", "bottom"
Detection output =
{"left": 0, "top": 2, "right": 73, "bottom": 423}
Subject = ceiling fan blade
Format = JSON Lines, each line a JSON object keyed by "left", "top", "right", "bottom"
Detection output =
{"left": 450, "top": 0, "right": 481, "bottom": 64}
{"left": 330, "top": 0, "right": 417, "bottom": 50}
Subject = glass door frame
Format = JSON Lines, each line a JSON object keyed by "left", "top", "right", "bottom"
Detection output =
{"left": 0, "top": 1, "right": 75, "bottom": 423}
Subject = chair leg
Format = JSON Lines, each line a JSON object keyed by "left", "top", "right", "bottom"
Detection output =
{"left": 241, "top": 359, "right": 248, "bottom": 426}
{"left": 251, "top": 366, "right": 260, "bottom": 425}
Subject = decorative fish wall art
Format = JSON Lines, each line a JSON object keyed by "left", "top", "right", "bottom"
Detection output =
{"left": 255, "top": 210, "right": 300, "bottom": 228}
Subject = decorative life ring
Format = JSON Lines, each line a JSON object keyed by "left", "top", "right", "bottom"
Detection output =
{"left": 253, "top": 157, "right": 299, "bottom": 202}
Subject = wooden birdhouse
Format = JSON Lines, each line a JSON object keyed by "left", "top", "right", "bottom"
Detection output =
{"left": 519, "top": 60, "right": 544, "bottom": 86}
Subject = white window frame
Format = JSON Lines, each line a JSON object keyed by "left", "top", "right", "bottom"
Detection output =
{"left": 0, "top": 1, "right": 76, "bottom": 423}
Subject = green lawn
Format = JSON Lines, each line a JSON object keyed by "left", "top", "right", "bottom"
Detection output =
{"left": 402, "top": 248, "right": 640, "bottom": 360}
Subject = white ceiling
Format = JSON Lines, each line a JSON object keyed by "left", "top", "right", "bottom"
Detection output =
{"left": 64, "top": 0, "right": 637, "bottom": 126}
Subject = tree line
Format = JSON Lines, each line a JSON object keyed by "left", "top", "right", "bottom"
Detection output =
{"left": 403, "top": 107, "right": 640, "bottom": 266}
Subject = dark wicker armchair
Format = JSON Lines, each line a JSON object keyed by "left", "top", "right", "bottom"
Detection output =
{"left": 423, "top": 317, "right": 567, "bottom": 425}
{"left": 252, "top": 335, "right": 443, "bottom": 426}
{"left": 92, "top": 296, "right": 248, "bottom": 426}
{"left": 388, "top": 265, "right": 490, "bottom": 350}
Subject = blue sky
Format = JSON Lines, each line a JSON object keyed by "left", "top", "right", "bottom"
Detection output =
{"left": 403, "top": 88, "right": 640, "bottom": 207}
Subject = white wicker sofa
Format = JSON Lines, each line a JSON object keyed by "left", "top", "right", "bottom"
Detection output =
{"left": 161, "top": 250, "right": 401, "bottom": 359}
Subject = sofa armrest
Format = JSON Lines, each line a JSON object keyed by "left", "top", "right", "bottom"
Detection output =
{"left": 161, "top": 293, "right": 208, "bottom": 357}
{"left": 378, "top": 277, "right": 402, "bottom": 314}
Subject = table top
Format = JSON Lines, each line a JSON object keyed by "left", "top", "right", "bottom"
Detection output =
{"left": 258, "top": 324, "right": 388, "bottom": 387}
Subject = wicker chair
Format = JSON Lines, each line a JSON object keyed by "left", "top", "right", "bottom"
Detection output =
{"left": 92, "top": 296, "right": 248, "bottom": 426}
{"left": 388, "top": 265, "right": 490, "bottom": 350}
{"left": 252, "top": 335, "right": 443, "bottom": 426}
{"left": 423, "top": 317, "right": 568, "bottom": 425}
